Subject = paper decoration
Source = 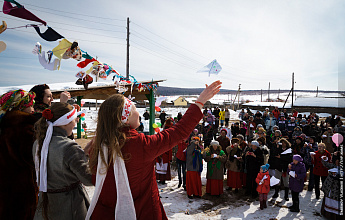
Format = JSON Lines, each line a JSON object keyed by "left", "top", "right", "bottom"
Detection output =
{"left": 2, "top": 1, "right": 46, "bottom": 25}
{"left": 197, "top": 59, "right": 222, "bottom": 76}
{"left": 64, "top": 41, "right": 82, "bottom": 61}
{"left": 0, "top": 21, "right": 7, "bottom": 34}
{"left": 52, "top": 39, "right": 72, "bottom": 60}
{"left": 289, "top": 171, "right": 296, "bottom": 178}
{"left": 321, "top": 156, "right": 328, "bottom": 161}
{"left": 270, "top": 176, "right": 280, "bottom": 186}
{"left": 77, "top": 58, "right": 97, "bottom": 68}
{"left": 75, "top": 71, "right": 85, "bottom": 79}
{"left": 0, "top": 41, "right": 6, "bottom": 53}
{"left": 38, "top": 51, "right": 60, "bottom": 71}
{"left": 309, "top": 152, "right": 316, "bottom": 155}
{"left": 281, "top": 148, "right": 292, "bottom": 155}
{"left": 33, "top": 25, "right": 64, "bottom": 42}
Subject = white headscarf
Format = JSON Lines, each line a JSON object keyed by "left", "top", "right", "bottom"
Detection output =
{"left": 34, "top": 107, "right": 77, "bottom": 192}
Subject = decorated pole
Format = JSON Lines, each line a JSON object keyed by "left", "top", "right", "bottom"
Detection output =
{"left": 77, "top": 96, "right": 82, "bottom": 138}
{"left": 146, "top": 89, "right": 155, "bottom": 135}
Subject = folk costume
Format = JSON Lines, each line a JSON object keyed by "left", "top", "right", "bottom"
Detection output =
{"left": 33, "top": 107, "right": 92, "bottom": 220}
{"left": 225, "top": 138, "right": 243, "bottom": 190}
{"left": 88, "top": 102, "right": 203, "bottom": 220}
{"left": 186, "top": 141, "right": 203, "bottom": 198}
{"left": 0, "top": 90, "right": 37, "bottom": 220}
{"left": 203, "top": 141, "right": 227, "bottom": 196}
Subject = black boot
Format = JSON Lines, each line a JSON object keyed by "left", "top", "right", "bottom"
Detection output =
{"left": 272, "top": 186, "right": 279, "bottom": 198}
{"left": 284, "top": 187, "right": 289, "bottom": 201}
{"left": 290, "top": 200, "right": 300, "bottom": 212}
{"left": 260, "top": 200, "right": 264, "bottom": 210}
{"left": 263, "top": 199, "right": 267, "bottom": 208}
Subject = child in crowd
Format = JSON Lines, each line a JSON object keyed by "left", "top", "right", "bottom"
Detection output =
{"left": 33, "top": 102, "right": 93, "bottom": 219}
{"left": 186, "top": 137, "right": 203, "bottom": 199}
{"left": 288, "top": 155, "right": 306, "bottom": 212}
{"left": 256, "top": 164, "right": 270, "bottom": 210}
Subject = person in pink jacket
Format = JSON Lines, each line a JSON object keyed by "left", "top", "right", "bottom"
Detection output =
{"left": 87, "top": 81, "right": 222, "bottom": 220}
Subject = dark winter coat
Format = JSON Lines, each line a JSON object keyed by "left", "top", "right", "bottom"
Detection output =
{"left": 288, "top": 162, "right": 306, "bottom": 192}
{"left": 268, "top": 145, "right": 281, "bottom": 170}
{"left": 245, "top": 147, "right": 264, "bottom": 175}
{"left": 321, "top": 160, "right": 340, "bottom": 200}
{"left": 300, "top": 143, "right": 318, "bottom": 165}
{"left": 0, "top": 110, "right": 38, "bottom": 220}
{"left": 275, "top": 147, "right": 293, "bottom": 172}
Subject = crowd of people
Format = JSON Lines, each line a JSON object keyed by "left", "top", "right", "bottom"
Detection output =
{"left": 157, "top": 105, "right": 343, "bottom": 219}
{"left": 0, "top": 80, "right": 343, "bottom": 219}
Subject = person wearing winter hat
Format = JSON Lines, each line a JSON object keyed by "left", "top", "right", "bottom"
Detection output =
{"left": 244, "top": 141, "right": 264, "bottom": 198}
{"left": 203, "top": 141, "right": 227, "bottom": 196}
{"left": 256, "top": 164, "right": 270, "bottom": 210}
{"left": 272, "top": 138, "right": 293, "bottom": 201}
{"left": 225, "top": 138, "right": 243, "bottom": 192}
{"left": 216, "top": 128, "right": 230, "bottom": 174}
{"left": 300, "top": 136, "right": 318, "bottom": 191}
{"left": 186, "top": 138, "right": 203, "bottom": 199}
{"left": 311, "top": 143, "right": 331, "bottom": 200}
{"left": 287, "top": 155, "right": 306, "bottom": 212}
{"left": 0, "top": 89, "right": 37, "bottom": 219}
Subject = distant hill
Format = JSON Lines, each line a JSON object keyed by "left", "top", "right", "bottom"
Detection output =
{"left": 157, "top": 86, "right": 343, "bottom": 96}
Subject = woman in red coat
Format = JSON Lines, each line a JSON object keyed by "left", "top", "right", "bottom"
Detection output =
{"left": 256, "top": 164, "right": 270, "bottom": 210}
{"left": 87, "top": 81, "right": 221, "bottom": 220}
{"left": 311, "top": 143, "right": 331, "bottom": 200}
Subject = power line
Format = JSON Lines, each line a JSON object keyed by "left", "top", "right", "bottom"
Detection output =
{"left": 8, "top": 28, "right": 126, "bottom": 45}
{"left": 131, "top": 31, "right": 205, "bottom": 66}
{"left": 132, "top": 22, "right": 209, "bottom": 60}
{"left": 131, "top": 43, "right": 197, "bottom": 70}
{"left": 0, "top": 0, "right": 126, "bottom": 22}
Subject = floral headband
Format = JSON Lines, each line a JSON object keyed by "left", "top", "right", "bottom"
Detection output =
{"left": 121, "top": 97, "right": 132, "bottom": 123}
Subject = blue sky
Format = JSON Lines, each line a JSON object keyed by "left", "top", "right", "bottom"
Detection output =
{"left": 0, "top": 0, "right": 343, "bottom": 91}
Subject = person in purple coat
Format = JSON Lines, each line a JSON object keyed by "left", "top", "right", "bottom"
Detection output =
{"left": 287, "top": 155, "right": 306, "bottom": 213}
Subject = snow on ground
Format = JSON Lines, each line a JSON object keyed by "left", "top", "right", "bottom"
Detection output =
{"left": 84, "top": 161, "right": 326, "bottom": 220}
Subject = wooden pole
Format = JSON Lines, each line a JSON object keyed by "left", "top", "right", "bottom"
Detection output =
{"left": 77, "top": 96, "right": 82, "bottom": 139}
{"left": 261, "top": 89, "right": 262, "bottom": 102}
{"left": 268, "top": 82, "right": 270, "bottom": 101}
{"left": 146, "top": 89, "right": 155, "bottom": 135}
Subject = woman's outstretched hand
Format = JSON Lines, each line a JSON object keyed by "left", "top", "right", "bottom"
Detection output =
{"left": 195, "top": 80, "right": 222, "bottom": 109}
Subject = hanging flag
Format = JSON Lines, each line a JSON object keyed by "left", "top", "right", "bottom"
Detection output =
{"left": 2, "top": 1, "right": 47, "bottom": 25}
{"left": 0, "top": 21, "right": 7, "bottom": 34}
{"left": 33, "top": 25, "right": 64, "bottom": 41}
{"left": 197, "top": 59, "right": 222, "bottom": 76}
{"left": 52, "top": 38, "right": 72, "bottom": 60}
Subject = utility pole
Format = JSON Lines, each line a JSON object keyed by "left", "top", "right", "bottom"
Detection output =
{"left": 237, "top": 84, "right": 241, "bottom": 110}
{"left": 268, "top": 82, "right": 270, "bottom": 101}
{"left": 316, "top": 86, "right": 318, "bottom": 97}
{"left": 126, "top": 17, "right": 130, "bottom": 79}
{"left": 292, "top": 72, "right": 294, "bottom": 107}
{"left": 261, "top": 89, "right": 262, "bottom": 102}
{"left": 95, "top": 56, "right": 98, "bottom": 110}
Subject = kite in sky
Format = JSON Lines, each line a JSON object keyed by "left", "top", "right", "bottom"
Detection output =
{"left": 197, "top": 59, "right": 222, "bottom": 76}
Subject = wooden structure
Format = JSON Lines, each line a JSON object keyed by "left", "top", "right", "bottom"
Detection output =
{"left": 52, "top": 80, "right": 164, "bottom": 137}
